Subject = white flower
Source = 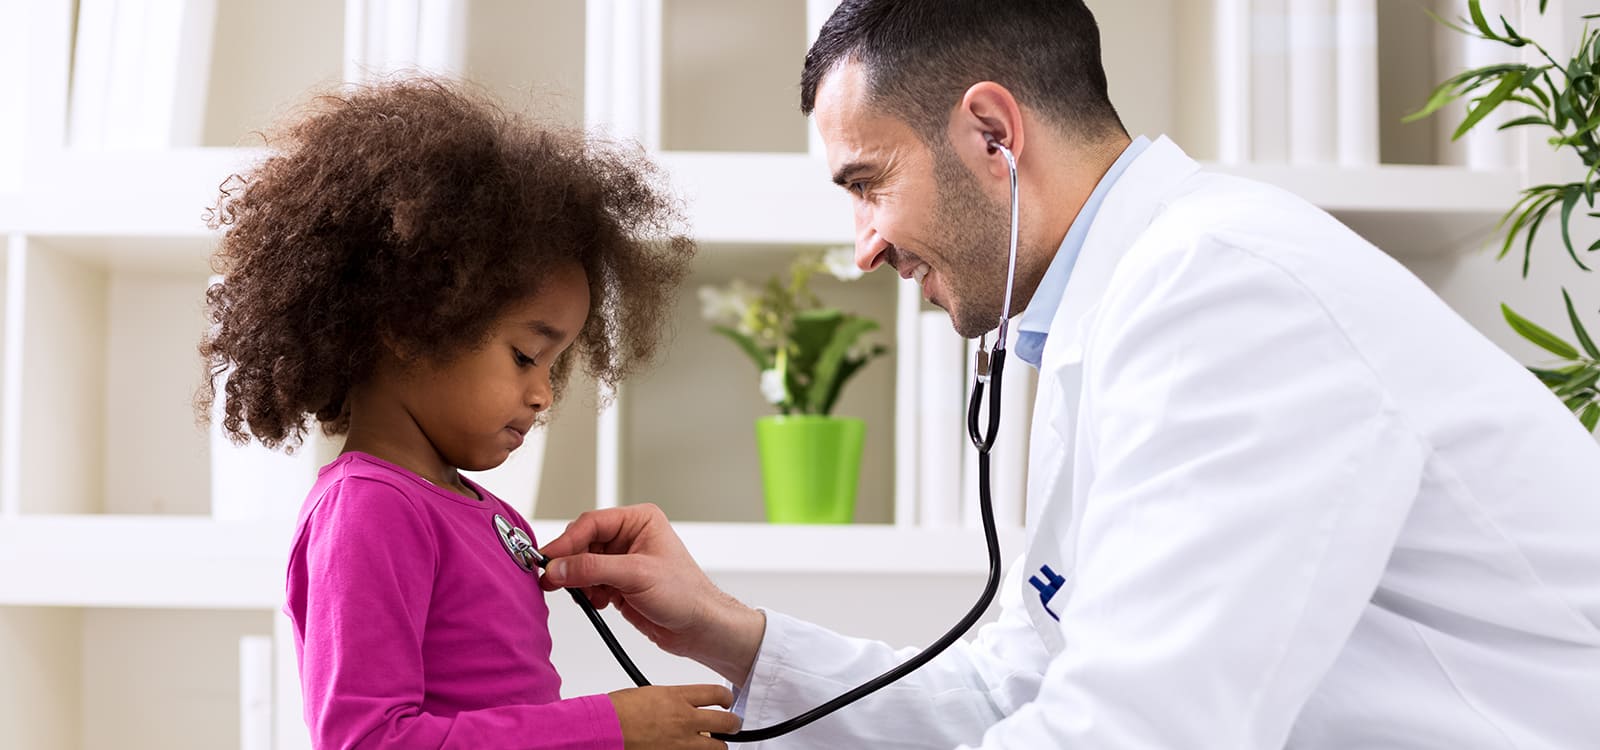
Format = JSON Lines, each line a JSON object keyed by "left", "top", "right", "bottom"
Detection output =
{"left": 823, "top": 246, "right": 864, "bottom": 281}
{"left": 697, "top": 280, "right": 756, "bottom": 326}
{"left": 759, "top": 368, "right": 788, "bottom": 405}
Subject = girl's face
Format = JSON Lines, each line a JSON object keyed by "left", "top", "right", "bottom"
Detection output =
{"left": 397, "top": 261, "right": 590, "bottom": 473}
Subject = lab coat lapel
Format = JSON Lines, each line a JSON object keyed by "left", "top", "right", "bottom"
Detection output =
{"left": 1027, "top": 136, "right": 1201, "bottom": 515}
{"left": 1022, "top": 136, "right": 1202, "bottom": 647}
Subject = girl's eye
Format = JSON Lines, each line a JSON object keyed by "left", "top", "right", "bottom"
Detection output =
{"left": 849, "top": 181, "right": 867, "bottom": 197}
{"left": 513, "top": 348, "right": 537, "bottom": 368}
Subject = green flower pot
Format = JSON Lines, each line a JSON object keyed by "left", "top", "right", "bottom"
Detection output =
{"left": 755, "top": 415, "right": 864, "bottom": 524}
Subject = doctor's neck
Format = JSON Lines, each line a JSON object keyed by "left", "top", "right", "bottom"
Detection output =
{"left": 1008, "top": 128, "right": 1132, "bottom": 310}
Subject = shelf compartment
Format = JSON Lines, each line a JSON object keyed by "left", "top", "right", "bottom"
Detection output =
{"left": 4, "top": 234, "right": 215, "bottom": 516}
{"left": 611, "top": 246, "right": 899, "bottom": 524}
{"left": 461, "top": 0, "right": 588, "bottom": 127}
{"left": 660, "top": 0, "right": 810, "bottom": 153}
{"left": 0, "top": 605, "right": 273, "bottom": 750}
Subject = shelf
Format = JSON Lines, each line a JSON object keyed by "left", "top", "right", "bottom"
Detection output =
{"left": 0, "top": 147, "right": 259, "bottom": 236}
{"left": 1212, "top": 163, "right": 1521, "bottom": 215}
{"left": 0, "top": 516, "right": 1025, "bottom": 609}
{"left": 1, "top": 148, "right": 1522, "bottom": 250}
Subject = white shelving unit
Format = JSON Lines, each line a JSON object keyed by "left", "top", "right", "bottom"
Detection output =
{"left": 3, "top": 1, "right": 1587, "bottom": 748}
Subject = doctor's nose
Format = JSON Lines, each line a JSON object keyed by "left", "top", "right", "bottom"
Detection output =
{"left": 854, "top": 212, "right": 891, "bottom": 272}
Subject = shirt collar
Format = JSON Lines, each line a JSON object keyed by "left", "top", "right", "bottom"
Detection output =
{"left": 1013, "top": 136, "right": 1150, "bottom": 369}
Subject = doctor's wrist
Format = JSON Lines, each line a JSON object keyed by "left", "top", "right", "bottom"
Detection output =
{"left": 696, "top": 597, "right": 766, "bottom": 687}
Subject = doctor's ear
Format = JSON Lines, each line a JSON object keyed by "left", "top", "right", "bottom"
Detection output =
{"left": 953, "top": 81, "right": 1024, "bottom": 178}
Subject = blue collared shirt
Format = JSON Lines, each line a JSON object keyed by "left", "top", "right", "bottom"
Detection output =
{"left": 1013, "top": 136, "right": 1150, "bottom": 369}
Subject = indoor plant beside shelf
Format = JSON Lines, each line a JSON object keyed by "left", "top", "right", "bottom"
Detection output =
{"left": 699, "top": 248, "right": 888, "bottom": 523}
{"left": 1411, "top": 0, "right": 1600, "bottom": 432}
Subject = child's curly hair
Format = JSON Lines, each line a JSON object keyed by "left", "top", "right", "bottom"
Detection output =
{"left": 199, "top": 78, "right": 693, "bottom": 450}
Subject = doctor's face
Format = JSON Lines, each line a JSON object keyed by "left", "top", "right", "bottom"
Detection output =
{"left": 813, "top": 61, "right": 1011, "bottom": 338}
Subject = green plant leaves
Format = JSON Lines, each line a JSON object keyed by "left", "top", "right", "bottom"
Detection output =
{"left": 1504, "top": 303, "right": 1582, "bottom": 359}
{"left": 713, "top": 325, "right": 772, "bottom": 371}
{"left": 1563, "top": 288, "right": 1600, "bottom": 358}
{"left": 808, "top": 316, "right": 882, "bottom": 415}
{"left": 1507, "top": 295, "right": 1600, "bottom": 434}
{"left": 1455, "top": 70, "right": 1527, "bottom": 139}
{"left": 1422, "top": 3, "right": 1600, "bottom": 435}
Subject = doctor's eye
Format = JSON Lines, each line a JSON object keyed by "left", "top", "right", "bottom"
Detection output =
{"left": 512, "top": 348, "right": 537, "bottom": 368}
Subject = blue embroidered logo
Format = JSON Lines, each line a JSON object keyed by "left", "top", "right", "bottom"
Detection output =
{"left": 1028, "top": 564, "right": 1066, "bottom": 621}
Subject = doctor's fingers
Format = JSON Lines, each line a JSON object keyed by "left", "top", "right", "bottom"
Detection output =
{"left": 540, "top": 549, "right": 665, "bottom": 593}
{"left": 542, "top": 504, "right": 683, "bottom": 559}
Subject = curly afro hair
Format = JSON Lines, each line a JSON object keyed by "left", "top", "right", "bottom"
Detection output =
{"left": 199, "top": 78, "right": 694, "bottom": 450}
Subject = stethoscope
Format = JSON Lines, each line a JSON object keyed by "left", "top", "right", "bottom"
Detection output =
{"left": 494, "top": 134, "right": 1020, "bottom": 743}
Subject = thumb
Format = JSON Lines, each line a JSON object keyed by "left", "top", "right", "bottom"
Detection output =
{"left": 541, "top": 550, "right": 644, "bottom": 591}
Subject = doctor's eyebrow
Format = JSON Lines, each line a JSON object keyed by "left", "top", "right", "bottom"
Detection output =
{"left": 832, "top": 161, "right": 872, "bottom": 188}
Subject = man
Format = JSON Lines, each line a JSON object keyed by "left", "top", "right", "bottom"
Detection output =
{"left": 540, "top": 1, "right": 1600, "bottom": 746}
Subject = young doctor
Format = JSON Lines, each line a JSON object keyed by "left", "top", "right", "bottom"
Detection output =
{"left": 540, "top": 1, "right": 1600, "bottom": 746}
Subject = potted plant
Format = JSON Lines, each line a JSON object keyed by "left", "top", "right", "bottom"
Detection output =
{"left": 1409, "top": 0, "right": 1600, "bottom": 432}
{"left": 698, "top": 248, "right": 888, "bottom": 523}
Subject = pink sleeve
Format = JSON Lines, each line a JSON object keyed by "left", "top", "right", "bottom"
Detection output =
{"left": 291, "top": 477, "right": 623, "bottom": 749}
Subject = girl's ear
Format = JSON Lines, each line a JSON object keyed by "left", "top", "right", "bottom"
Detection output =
{"left": 379, "top": 329, "right": 418, "bottom": 363}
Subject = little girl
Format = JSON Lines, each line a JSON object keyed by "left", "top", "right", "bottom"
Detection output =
{"left": 199, "top": 79, "right": 739, "bottom": 749}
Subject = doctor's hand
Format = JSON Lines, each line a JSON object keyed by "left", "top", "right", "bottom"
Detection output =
{"left": 608, "top": 684, "right": 739, "bottom": 750}
{"left": 540, "top": 504, "right": 767, "bottom": 685}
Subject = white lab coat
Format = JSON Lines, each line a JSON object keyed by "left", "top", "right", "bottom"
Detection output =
{"left": 734, "top": 137, "right": 1600, "bottom": 748}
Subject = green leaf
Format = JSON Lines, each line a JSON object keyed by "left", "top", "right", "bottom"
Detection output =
{"left": 712, "top": 326, "right": 772, "bottom": 371}
{"left": 1499, "top": 16, "right": 1529, "bottom": 46}
{"left": 1530, "top": 366, "right": 1573, "bottom": 386}
{"left": 789, "top": 308, "right": 844, "bottom": 378}
{"left": 1582, "top": 402, "right": 1600, "bottom": 432}
{"left": 1559, "top": 186, "right": 1591, "bottom": 271}
{"left": 806, "top": 316, "right": 880, "bottom": 414}
{"left": 1563, "top": 393, "right": 1593, "bottom": 412}
{"left": 816, "top": 345, "right": 887, "bottom": 416}
{"left": 1562, "top": 288, "right": 1600, "bottom": 358}
{"left": 1521, "top": 199, "right": 1553, "bottom": 277}
{"left": 1497, "top": 114, "right": 1553, "bottom": 130}
{"left": 1498, "top": 189, "right": 1555, "bottom": 261}
{"left": 1455, "top": 70, "right": 1526, "bottom": 139}
{"left": 1555, "top": 366, "right": 1600, "bottom": 396}
{"left": 1468, "top": 0, "right": 1500, "bottom": 40}
{"left": 1406, "top": 77, "right": 1468, "bottom": 123}
{"left": 1503, "top": 304, "right": 1583, "bottom": 359}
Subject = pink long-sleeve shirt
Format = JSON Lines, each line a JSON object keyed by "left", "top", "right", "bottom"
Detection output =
{"left": 284, "top": 451, "right": 623, "bottom": 749}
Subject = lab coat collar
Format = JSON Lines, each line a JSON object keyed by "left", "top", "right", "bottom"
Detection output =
{"left": 1040, "top": 135, "right": 1200, "bottom": 369}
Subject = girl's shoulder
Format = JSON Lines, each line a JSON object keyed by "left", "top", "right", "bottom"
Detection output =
{"left": 298, "top": 452, "right": 439, "bottom": 530}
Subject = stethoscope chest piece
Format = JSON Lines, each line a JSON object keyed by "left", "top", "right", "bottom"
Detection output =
{"left": 493, "top": 514, "right": 543, "bottom": 572}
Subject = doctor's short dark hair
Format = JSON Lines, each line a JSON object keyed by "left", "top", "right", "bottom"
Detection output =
{"left": 799, "top": 0, "right": 1126, "bottom": 144}
{"left": 198, "top": 78, "right": 693, "bottom": 450}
